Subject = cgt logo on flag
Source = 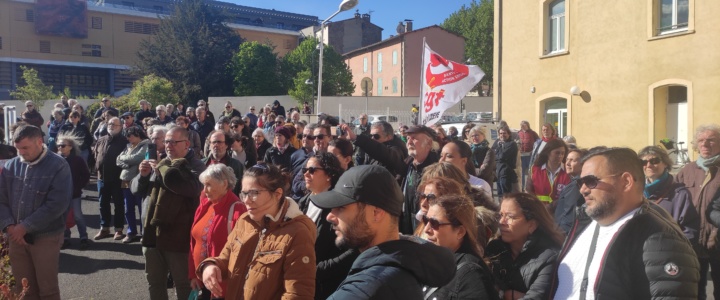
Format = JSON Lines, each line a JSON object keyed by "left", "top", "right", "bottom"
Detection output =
{"left": 425, "top": 53, "right": 470, "bottom": 89}
{"left": 419, "top": 42, "right": 485, "bottom": 127}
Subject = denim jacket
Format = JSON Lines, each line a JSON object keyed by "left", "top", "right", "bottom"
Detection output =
{"left": 0, "top": 147, "right": 72, "bottom": 237}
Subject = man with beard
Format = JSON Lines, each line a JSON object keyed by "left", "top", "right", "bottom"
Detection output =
{"left": 400, "top": 125, "right": 439, "bottom": 234}
{"left": 550, "top": 148, "right": 699, "bottom": 299}
{"left": 93, "top": 117, "right": 128, "bottom": 240}
{"left": 202, "top": 131, "right": 243, "bottom": 194}
{"left": 310, "top": 165, "right": 456, "bottom": 299}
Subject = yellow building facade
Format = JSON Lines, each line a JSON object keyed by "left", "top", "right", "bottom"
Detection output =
{"left": 0, "top": 0, "right": 315, "bottom": 99}
{"left": 494, "top": 0, "right": 720, "bottom": 157}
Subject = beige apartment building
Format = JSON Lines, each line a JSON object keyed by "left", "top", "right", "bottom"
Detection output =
{"left": 494, "top": 0, "right": 720, "bottom": 156}
{"left": 344, "top": 25, "right": 465, "bottom": 97}
{"left": 0, "top": 0, "right": 317, "bottom": 99}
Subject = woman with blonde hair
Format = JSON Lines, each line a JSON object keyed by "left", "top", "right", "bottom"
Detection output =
{"left": 422, "top": 162, "right": 498, "bottom": 212}
{"left": 468, "top": 125, "right": 495, "bottom": 186}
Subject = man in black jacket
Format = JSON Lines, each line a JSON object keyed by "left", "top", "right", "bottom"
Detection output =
{"left": 339, "top": 121, "right": 407, "bottom": 181}
{"left": 399, "top": 125, "right": 439, "bottom": 234}
{"left": 92, "top": 117, "right": 128, "bottom": 240}
{"left": 311, "top": 165, "right": 456, "bottom": 299}
{"left": 550, "top": 148, "right": 699, "bottom": 299}
{"left": 492, "top": 126, "right": 518, "bottom": 198}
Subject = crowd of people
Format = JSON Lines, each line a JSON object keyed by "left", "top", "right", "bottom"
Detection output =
{"left": 0, "top": 96, "right": 718, "bottom": 300}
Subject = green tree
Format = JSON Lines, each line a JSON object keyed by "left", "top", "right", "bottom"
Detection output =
{"left": 126, "top": 74, "right": 179, "bottom": 107}
{"left": 442, "top": 0, "right": 494, "bottom": 87}
{"left": 288, "top": 70, "right": 315, "bottom": 104}
{"left": 282, "top": 38, "right": 355, "bottom": 105}
{"left": 231, "top": 41, "right": 283, "bottom": 96}
{"left": 10, "top": 66, "right": 56, "bottom": 107}
{"left": 135, "top": 0, "right": 242, "bottom": 104}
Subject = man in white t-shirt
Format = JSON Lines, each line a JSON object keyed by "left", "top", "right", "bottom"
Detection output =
{"left": 550, "top": 147, "right": 699, "bottom": 299}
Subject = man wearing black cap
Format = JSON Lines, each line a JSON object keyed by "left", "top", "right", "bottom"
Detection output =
{"left": 120, "top": 112, "right": 142, "bottom": 136}
{"left": 311, "top": 165, "right": 456, "bottom": 299}
{"left": 400, "top": 125, "right": 440, "bottom": 234}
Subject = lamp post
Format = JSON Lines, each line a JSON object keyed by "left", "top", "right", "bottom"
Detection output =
{"left": 317, "top": 0, "right": 358, "bottom": 114}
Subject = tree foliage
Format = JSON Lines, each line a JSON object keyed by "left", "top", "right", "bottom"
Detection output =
{"left": 126, "top": 74, "right": 179, "bottom": 107}
{"left": 283, "top": 38, "right": 355, "bottom": 106}
{"left": 10, "top": 66, "right": 56, "bottom": 107}
{"left": 287, "top": 70, "right": 315, "bottom": 104}
{"left": 231, "top": 42, "right": 283, "bottom": 96}
{"left": 442, "top": 0, "right": 494, "bottom": 85}
{"left": 135, "top": 0, "right": 242, "bottom": 104}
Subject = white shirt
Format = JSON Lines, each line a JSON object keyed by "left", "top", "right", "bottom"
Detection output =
{"left": 469, "top": 175, "right": 492, "bottom": 197}
{"left": 554, "top": 208, "right": 640, "bottom": 300}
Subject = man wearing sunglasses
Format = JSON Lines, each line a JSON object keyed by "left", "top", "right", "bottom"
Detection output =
{"left": 339, "top": 121, "right": 408, "bottom": 181}
{"left": 21, "top": 101, "right": 44, "bottom": 128}
{"left": 289, "top": 124, "right": 324, "bottom": 201}
{"left": 551, "top": 147, "right": 699, "bottom": 299}
{"left": 311, "top": 165, "right": 455, "bottom": 299}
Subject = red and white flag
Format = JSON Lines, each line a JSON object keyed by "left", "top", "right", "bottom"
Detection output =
{"left": 419, "top": 42, "right": 485, "bottom": 127}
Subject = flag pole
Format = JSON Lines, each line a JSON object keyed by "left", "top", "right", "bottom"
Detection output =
{"left": 418, "top": 37, "right": 427, "bottom": 125}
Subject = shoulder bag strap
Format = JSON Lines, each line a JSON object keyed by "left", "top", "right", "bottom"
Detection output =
{"left": 579, "top": 224, "right": 601, "bottom": 300}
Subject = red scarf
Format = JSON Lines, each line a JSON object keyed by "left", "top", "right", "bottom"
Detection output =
{"left": 542, "top": 136, "right": 556, "bottom": 142}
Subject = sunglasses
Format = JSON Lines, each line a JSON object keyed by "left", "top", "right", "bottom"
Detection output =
{"left": 417, "top": 192, "right": 437, "bottom": 201}
{"left": 232, "top": 124, "right": 242, "bottom": 129}
{"left": 304, "top": 135, "right": 316, "bottom": 140}
{"left": 577, "top": 174, "right": 621, "bottom": 189}
{"left": 371, "top": 134, "right": 381, "bottom": 140}
{"left": 641, "top": 157, "right": 661, "bottom": 165}
{"left": 421, "top": 215, "right": 454, "bottom": 231}
{"left": 302, "top": 166, "right": 325, "bottom": 174}
{"left": 57, "top": 144, "right": 68, "bottom": 148}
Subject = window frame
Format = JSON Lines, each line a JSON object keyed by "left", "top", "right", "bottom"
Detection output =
{"left": 363, "top": 57, "right": 368, "bottom": 73}
{"left": 539, "top": 0, "right": 570, "bottom": 57}
{"left": 377, "top": 53, "right": 383, "bottom": 73}
{"left": 377, "top": 78, "right": 383, "bottom": 96}
{"left": 392, "top": 50, "right": 398, "bottom": 65}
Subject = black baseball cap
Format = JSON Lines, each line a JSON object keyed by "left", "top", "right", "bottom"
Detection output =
{"left": 310, "top": 165, "right": 403, "bottom": 217}
{"left": 405, "top": 125, "right": 437, "bottom": 139}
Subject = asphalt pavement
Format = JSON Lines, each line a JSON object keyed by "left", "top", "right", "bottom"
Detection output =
{"left": 59, "top": 177, "right": 177, "bottom": 300}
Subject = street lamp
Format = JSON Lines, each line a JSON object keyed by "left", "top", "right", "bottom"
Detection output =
{"left": 317, "top": 0, "right": 358, "bottom": 113}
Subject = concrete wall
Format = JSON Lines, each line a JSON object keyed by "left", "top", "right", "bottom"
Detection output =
{"left": 209, "top": 95, "right": 493, "bottom": 122}
{"left": 1, "top": 99, "right": 98, "bottom": 133}
{"left": 494, "top": 0, "right": 720, "bottom": 156}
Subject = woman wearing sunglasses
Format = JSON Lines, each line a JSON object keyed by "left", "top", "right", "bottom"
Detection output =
{"left": 638, "top": 146, "right": 699, "bottom": 244}
{"left": 422, "top": 194, "right": 498, "bottom": 300}
{"left": 486, "top": 193, "right": 565, "bottom": 300}
{"left": 198, "top": 163, "right": 316, "bottom": 300}
{"left": 297, "top": 153, "right": 357, "bottom": 299}
{"left": 414, "top": 177, "right": 465, "bottom": 238}
{"left": 230, "top": 117, "right": 257, "bottom": 169}
{"left": 57, "top": 134, "right": 91, "bottom": 249}
{"left": 421, "top": 162, "right": 498, "bottom": 213}
{"left": 526, "top": 139, "right": 571, "bottom": 210}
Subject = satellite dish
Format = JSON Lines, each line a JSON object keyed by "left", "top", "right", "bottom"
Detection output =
{"left": 361, "top": 77, "right": 373, "bottom": 96}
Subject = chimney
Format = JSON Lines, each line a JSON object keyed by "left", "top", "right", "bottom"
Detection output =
{"left": 354, "top": 9, "right": 360, "bottom": 19}
{"left": 404, "top": 20, "right": 413, "bottom": 32}
{"left": 362, "top": 13, "right": 370, "bottom": 21}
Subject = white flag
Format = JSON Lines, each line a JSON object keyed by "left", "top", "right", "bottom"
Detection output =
{"left": 419, "top": 42, "right": 485, "bottom": 127}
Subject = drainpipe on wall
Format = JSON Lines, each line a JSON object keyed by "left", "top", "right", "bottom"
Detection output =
{"left": 496, "top": 0, "right": 504, "bottom": 121}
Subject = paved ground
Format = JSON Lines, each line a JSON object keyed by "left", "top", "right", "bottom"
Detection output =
{"left": 59, "top": 177, "right": 177, "bottom": 300}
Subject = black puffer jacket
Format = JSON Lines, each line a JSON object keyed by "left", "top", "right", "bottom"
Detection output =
{"left": 426, "top": 244, "right": 499, "bottom": 300}
{"left": 486, "top": 230, "right": 560, "bottom": 299}
{"left": 328, "top": 235, "right": 456, "bottom": 300}
{"left": 549, "top": 200, "right": 700, "bottom": 299}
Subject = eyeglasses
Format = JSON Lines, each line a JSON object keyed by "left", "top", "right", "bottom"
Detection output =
{"left": 210, "top": 140, "right": 226, "bottom": 145}
{"left": 641, "top": 157, "right": 661, "bottom": 166}
{"left": 57, "top": 144, "right": 68, "bottom": 148}
{"left": 163, "top": 139, "right": 187, "bottom": 145}
{"left": 421, "top": 215, "right": 454, "bottom": 231}
{"left": 498, "top": 212, "right": 524, "bottom": 224}
{"left": 417, "top": 193, "right": 436, "bottom": 201}
{"left": 302, "top": 167, "right": 325, "bottom": 175}
{"left": 371, "top": 134, "right": 381, "bottom": 140}
{"left": 577, "top": 174, "right": 621, "bottom": 189}
{"left": 239, "top": 189, "right": 268, "bottom": 201}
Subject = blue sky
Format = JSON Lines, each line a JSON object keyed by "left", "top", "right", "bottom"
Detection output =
{"left": 225, "top": 0, "right": 475, "bottom": 39}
